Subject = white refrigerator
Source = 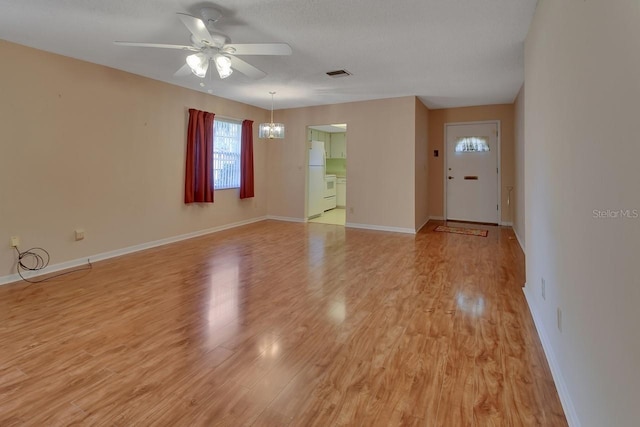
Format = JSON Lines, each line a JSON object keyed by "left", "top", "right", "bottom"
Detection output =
{"left": 308, "top": 140, "right": 326, "bottom": 218}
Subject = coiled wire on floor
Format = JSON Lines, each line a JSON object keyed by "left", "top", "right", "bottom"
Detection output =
{"left": 14, "top": 246, "right": 92, "bottom": 284}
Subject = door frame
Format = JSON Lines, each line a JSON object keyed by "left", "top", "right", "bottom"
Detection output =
{"left": 443, "top": 120, "right": 502, "bottom": 225}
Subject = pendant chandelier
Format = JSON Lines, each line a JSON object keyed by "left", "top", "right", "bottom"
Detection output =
{"left": 259, "top": 92, "right": 285, "bottom": 139}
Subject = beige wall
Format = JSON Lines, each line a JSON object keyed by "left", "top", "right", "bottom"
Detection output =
{"left": 414, "top": 98, "right": 430, "bottom": 230}
{"left": 0, "top": 40, "right": 269, "bottom": 278}
{"left": 524, "top": 0, "right": 640, "bottom": 425}
{"left": 267, "top": 96, "right": 419, "bottom": 231}
{"left": 513, "top": 85, "right": 525, "bottom": 247}
{"left": 427, "top": 104, "right": 515, "bottom": 223}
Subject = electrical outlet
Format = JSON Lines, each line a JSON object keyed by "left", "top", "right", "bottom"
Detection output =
{"left": 541, "top": 277, "right": 546, "bottom": 300}
{"left": 75, "top": 229, "right": 85, "bottom": 241}
{"left": 557, "top": 307, "right": 562, "bottom": 332}
{"left": 10, "top": 236, "right": 20, "bottom": 248}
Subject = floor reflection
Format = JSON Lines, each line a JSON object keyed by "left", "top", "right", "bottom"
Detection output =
{"left": 328, "top": 299, "right": 346, "bottom": 323}
{"left": 307, "top": 226, "right": 346, "bottom": 296}
{"left": 259, "top": 340, "right": 280, "bottom": 358}
{"left": 207, "top": 261, "right": 240, "bottom": 330}
{"left": 456, "top": 291, "right": 485, "bottom": 316}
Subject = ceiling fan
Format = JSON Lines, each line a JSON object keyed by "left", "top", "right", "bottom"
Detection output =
{"left": 114, "top": 8, "right": 292, "bottom": 80}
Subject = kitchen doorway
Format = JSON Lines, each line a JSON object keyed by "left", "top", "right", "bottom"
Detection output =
{"left": 306, "top": 123, "right": 347, "bottom": 226}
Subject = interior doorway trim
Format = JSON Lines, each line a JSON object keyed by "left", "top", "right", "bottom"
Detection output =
{"left": 443, "top": 120, "right": 502, "bottom": 224}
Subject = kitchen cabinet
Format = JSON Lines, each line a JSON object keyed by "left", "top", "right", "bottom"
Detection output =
{"left": 309, "top": 129, "right": 323, "bottom": 142}
{"left": 324, "top": 133, "right": 331, "bottom": 158}
{"left": 329, "top": 133, "right": 347, "bottom": 159}
{"left": 337, "top": 178, "right": 346, "bottom": 207}
{"left": 309, "top": 129, "right": 332, "bottom": 158}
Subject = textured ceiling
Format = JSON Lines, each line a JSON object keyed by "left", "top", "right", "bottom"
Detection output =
{"left": 0, "top": 0, "right": 537, "bottom": 110}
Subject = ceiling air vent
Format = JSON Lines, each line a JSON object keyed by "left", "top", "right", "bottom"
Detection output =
{"left": 326, "top": 69, "right": 352, "bottom": 78}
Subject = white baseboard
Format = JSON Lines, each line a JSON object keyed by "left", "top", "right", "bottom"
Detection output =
{"left": 523, "top": 285, "right": 581, "bottom": 427}
{"left": 345, "top": 222, "right": 415, "bottom": 235}
{"left": 416, "top": 217, "right": 430, "bottom": 233}
{"left": 0, "top": 216, "right": 267, "bottom": 286}
{"left": 513, "top": 227, "right": 525, "bottom": 254}
{"left": 266, "top": 215, "right": 305, "bottom": 223}
{"left": 500, "top": 221, "right": 513, "bottom": 227}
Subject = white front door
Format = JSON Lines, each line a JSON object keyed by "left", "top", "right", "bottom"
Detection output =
{"left": 446, "top": 123, "right": 499, "bottom": 224}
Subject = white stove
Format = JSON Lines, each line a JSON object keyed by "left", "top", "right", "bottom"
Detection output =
{"left": 323, "top": 175, "right": 337, "bottom": 211}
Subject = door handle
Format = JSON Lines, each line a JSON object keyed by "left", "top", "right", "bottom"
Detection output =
{"left": 448, "top": 176, "right": 454, "bottom": 180}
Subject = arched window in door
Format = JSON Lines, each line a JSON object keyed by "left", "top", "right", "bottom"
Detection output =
{"left": 455, "top": 137, "right": 490, "bottom": 153}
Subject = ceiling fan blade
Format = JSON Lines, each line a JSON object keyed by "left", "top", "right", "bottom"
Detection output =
{"left": 174, "top": 63, "right": 193, "bottom": 77}
{"left": 228, "top": 56, "right": 266, "bottom": 79}
{"left": 177, "top": 13, "right": 215, "bottom": 46}
{"left": 114, "top": 41, "right": 199, "bottom": 51}
{"left": 223, "top": 43, "right": 292, "bottom": 56}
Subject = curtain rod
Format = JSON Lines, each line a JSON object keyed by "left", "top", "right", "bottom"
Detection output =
{"left": 187, "top": 108, "right": 247, "bottom": 123}
{"left": 215, "top": 114, "right": 244, "bottom": 123}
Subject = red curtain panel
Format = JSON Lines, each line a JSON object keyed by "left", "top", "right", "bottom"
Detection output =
{"left": 185, "top": 109, "right": 215, "bottom": 203}
{"left": 239, "top": 119, "right": 255, "bottom": 199}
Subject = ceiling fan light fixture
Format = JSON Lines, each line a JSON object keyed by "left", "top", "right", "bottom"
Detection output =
{"left": 259, "top": 92, "right": 285, "bottom": 139}
{"left": 214, "top": 54, "right": 233, "bottom": 79}
{"left": 186, "top": 53, "right": 208, "bottom": 77}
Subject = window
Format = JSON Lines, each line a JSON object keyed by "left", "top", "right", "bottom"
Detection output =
{"left": 213, "top": 119, "right": 242, "bottom": 189}
{"left": 455, "top": 137, "right": 490, "bottom": 153}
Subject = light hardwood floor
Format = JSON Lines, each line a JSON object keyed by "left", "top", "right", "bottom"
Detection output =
{"left": 0, "top": 220, "right": 567, "bottom": 426}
